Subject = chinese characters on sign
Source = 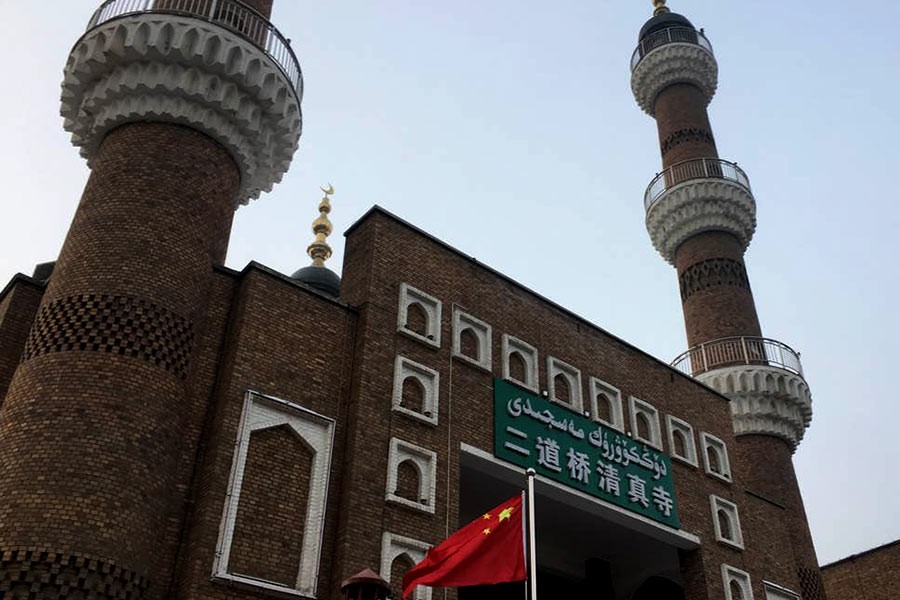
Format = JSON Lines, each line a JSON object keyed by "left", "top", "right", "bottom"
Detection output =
{"left": 493, "top": 378, "right": 680, "bottom": 528}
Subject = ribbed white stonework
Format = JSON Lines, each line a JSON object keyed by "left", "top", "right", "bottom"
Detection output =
{"left": 61, "top": 14, "right": 302, "bottom": 204}
{"left": 631, "top": 42, "right": 718, "bottom": 116}
{"left": 698, "top": 365, "right": 813, "bottom": 450}
{"left": 645, "top": 178, "right": 756, "bottom": 264}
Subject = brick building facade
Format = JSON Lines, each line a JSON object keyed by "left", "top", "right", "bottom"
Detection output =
{"left": 821, "top": 540, "right": 900, "bottom": 600}
{"left": 0, "top": 1, "right": 828, "bottom": 599}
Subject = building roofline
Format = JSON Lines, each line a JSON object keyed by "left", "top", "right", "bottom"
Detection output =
{"left": 344, "top": 205, "right": 728, "bottom": 402}
{"left": 0, "top": 273, "right": 47, "bottom": 305}
{"left": 820, "top": 538, "right": 900, "bottom": 570}
{"left": 216, "top": 261, "right": 356, "bottom": 312}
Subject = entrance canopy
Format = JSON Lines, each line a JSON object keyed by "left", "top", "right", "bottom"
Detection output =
{"left": 460, "top": 445, "right": 699, "bottom": 600}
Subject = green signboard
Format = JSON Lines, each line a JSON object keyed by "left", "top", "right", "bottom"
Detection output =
{"left": 493, "top": 378, "right": 680, "bottom": 528}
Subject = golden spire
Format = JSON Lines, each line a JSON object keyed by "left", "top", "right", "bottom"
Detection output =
{"left": 307, "top": 184, "right": 334, "bottom": 267}
{"left": 653, "top": 0, "right": 670, "bottom": 16}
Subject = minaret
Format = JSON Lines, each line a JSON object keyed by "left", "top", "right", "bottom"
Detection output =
{"left": 0, "top": 1, "right": 301, "bottom": 597}
{"left": 631, "top": 1, "right": 824, "bottom": 597}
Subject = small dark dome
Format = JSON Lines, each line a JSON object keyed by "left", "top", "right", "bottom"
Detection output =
{"left": 291, "top": 265, "right": 341, "bottom": 297}
{"left": 639, "top": 12, "right": 695, "bottom": 41}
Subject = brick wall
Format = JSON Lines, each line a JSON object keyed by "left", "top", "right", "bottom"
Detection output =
{"left": 822, "top": 540, "right": 900, "bottom": 600}
{"left": 172, "top": 266, "right": 356, "bottom": 600}
{"left": 0, "top": 277, "right": 44, "bottom": 406}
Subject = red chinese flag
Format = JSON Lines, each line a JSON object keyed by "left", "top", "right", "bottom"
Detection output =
{"left": 402, "top": 494, "right": 526, "bottom": 598}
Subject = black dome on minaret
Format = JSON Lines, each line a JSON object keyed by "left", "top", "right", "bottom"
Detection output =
{"left": 639, "top": 11, "right": 694, "bottom": 41}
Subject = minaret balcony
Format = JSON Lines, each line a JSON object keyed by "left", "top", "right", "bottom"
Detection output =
{"left": 645, "top": 158, "right": 750, "bottom": 211}
{"left": 671, "top": 337, "right": 812, "bottom": 449}
{"left": 670, "top": 336, "right": 803, "bottom": 378}
{"left": 644, "top": 158, "right": 756, "bottom": 264}
{"left": 630, "top": 26, "right": 718, "bottom": 116}
{"left": 87, "top": 0, "right": 302, "bottom": 98}
{"left": 630, "top": 26, "right": 713, "bottom": 72}
{"left": 62, "top": 0, "right": 305, "bottom": 203}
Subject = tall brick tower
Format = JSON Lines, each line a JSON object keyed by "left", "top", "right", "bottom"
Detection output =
{"left": 0, "top": 0, "right": 301, "bottom": 597}
{"left": 631, "top": 1, "right": 824, "bottom": 598}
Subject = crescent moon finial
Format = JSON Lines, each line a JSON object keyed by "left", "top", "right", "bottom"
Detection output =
{"left": 307, "top": 184, "right": 335, "bottom": 267}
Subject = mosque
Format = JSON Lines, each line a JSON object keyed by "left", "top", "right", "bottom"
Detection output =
{"left": 0, "top": 0, "right": 845, "bottom": 599}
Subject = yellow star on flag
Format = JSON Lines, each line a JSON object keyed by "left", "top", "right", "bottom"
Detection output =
{"left": 482, "top": 513, "right": 491, "bottom": 520}
{"left": 482, "top": 527, "right": 491, "bottom": 535}
{"left": 498, "top": 507, "right": 514, "bottom": 522}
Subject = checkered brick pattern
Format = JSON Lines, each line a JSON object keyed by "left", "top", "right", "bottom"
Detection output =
{"left": 23, "top": 294, "right": 194, "bottom": 379}
{"left": 0, "top": 548, "right": 149, "bottom": 599}
{"left": 799, "top": 565, "right": 827, "bottom": 600}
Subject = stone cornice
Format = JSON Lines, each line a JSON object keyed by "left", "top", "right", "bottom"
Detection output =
{"left": 631, "top": 43, "right": 718, "bottom": 116}
{"left": 61, "top": 14, "right": 302, "bottom": 205}
{"left": 645, "top": 178, "right": 756, "bottom": 264}
{"left": 698, "top": 364, "right": 813, "bottom": 450}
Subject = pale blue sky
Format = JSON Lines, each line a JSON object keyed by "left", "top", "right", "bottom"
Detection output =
{"left": 1, "top": 1, "right": 897, "bottom": 565}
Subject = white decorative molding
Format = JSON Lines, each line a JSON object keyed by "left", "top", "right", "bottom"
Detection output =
{"left": 645, "top": 178, "right": 757, "bottom": 265}
{"left": 665, "top": 414, "right": 698, "bottom": 467}
{"left": 61, "top": 14, "right": 302, "bottom": 204}
{"left": 386, "top": 438, "right": 437, "bottom": 514}
{"left": 710, "top": 495, "right": 744, "bottom": 550}
{"left": 452, "top": 308, "right": 492, "bottom": 370}
{"left": 697, "top": 364, "right": 813, "bottom": 450}
{"left": 502, "top": 334, "right": 539, "bottom": 392}
{"left": 763, "top": 581, "right": 801, "bottom": 600}
{"left": 589, "top": 377, "right": 625, "bottom": 431}
{"left": 392, "top": 355, "right": 440, "bottom": 426}
{"left": 722, "top": 564, "right": 755, "bottom": 600}
{"left": 212, "top": 391, "right": 333, "bottom": 598}
{"left": 629, "top": 396, "right": 663, "bottom": 450}
{"left": 700, "top": 432, "right": 732, "bottom": 483}
{"left": 631, "top": 42, "right": 718, "bottom": 116}
{"left": 381, "top": 533, "right": 433, "bottom": 600}
{"left": 397, "top": 283, "right": 442, "bottom": 347}
{"left": 547, "top": 356, "right": 583, "bottom": 412}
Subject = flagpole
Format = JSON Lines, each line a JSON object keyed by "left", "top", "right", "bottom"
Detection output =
{"left": 526, "top": 468, "right": 538, "bottom": 600}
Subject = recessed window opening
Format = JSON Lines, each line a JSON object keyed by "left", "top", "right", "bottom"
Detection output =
{"left": 595, "top": 392, "right": 612, "bottom": 422}
{"left": 401, "top": 377, "right": 425, "bottom": 414}
{"left": 673, "top": 429, "right": 687, "bottom": 457}
{"left": 459, "top": 327, "right": 480, "bottom": 361}
{"left": 508, "top": 351, "right": 527, "bottom": 382}
{"left": 391, "top": 554, "right": 416, "bottom": 599}
{"left": 395, "top": 459, "right": 421, "bottom": 503}
{"left": 405, "top": 302, "right": 428, "bottom": 337}
{"left": 382, "top": 534, "right": 432, "bottom": 600}
{"left": 547, "top": 356, "right": 582, "bottom": 411}
{"left": 718, "top": 509, "right": 733, "bottom": 539}
{"left": 636, "top": 412, "right": 651, "bottom": 440}
{"left": 392, "top": 357, "right": 439, "bottom": 425}
{"left": 554, "top": 374, "right": 571, "bottom": 404}
{"left": 722, "top": 564, "right": 753, "bottom": 600}
{"left": 590, "top": 378, "right": 624, "bottom": 431}
{"left": 629, "top": 396, "right": 662, "bottom": 449}
{"left": 398, "top": 283, "right": 441, "bottom": 347}
{"left": 701, "top": 432, "right": 731, "bottom": 482}
{"left": 386, "top": 438, "right": 436, "bottom": 513}
{"left": 707, "top": 446, "right": 721, "bottom": 472}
